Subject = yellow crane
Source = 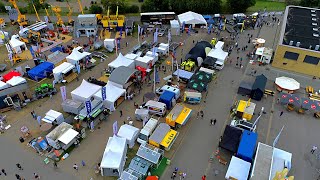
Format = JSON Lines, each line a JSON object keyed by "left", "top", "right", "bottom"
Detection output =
{"left": 51, "top": 6, "right": 64, "bottom": 26}
{"left": 39, "top": 0, "right": 51, "bottom": 23}
{"left": 77, "top": 0, "right": 84, "bottom": 15}
{"left": 8, "top": 0, "right": 28, "bottom": 26}
{"left": 66, "top": 0, "right": 74, "bottom": 25}
{"left": 31, "top": 0, "right": 40, "bottom": 22}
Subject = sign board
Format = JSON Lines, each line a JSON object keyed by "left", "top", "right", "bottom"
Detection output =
{"left": 85, "top": 100, "right": 92, "bottom": 114}
{"left": 102, "top": 86, "right": 106, "bottom": 100}
{"left": 60, "top": 86, "right": 67, "bottom": 101}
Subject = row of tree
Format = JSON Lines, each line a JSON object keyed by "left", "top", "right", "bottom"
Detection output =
{"left": 141, "top": 0, "right": 256, "bottom": 14}
{"left": 285, "top": 0, "right": 320, "bottom": 7}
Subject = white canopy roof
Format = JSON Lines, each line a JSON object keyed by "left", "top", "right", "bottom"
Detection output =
{"left": 124, "top": 53, "right": 138, "bottom": 60}
{"left": 6, "top": 76, "right": 27, "bottom": 86}
{"left": 101, "top": 136, "right": 127, "bottom": 169}
{"left": 117, "top": 124, "right": 140, "bottom": 148}
{"left": 108, "top": 53, "right": 135, "bottom": 69}
{"left": 256, "top": 47, "right": 264, "bottom": 56}
{"left": 66, "top": 47, "right": 91, "bottom": 63}
{"left": 53, "top": 62, "right": 75, "bottom": 74}
{"left": 275, "top": 77, "right": 300, "bottom": 91}
{"left": 9, "top": 35, "right": 25, "bottom": 48}
{"left": 136, "top": 56, "right": 153, "bottom": 64}
{"left": 0, "top": 81, "right": 9, "bottom": 90}
{"left": 93, "top": 81, "right": 126, "bottom": 111}
{"left": 215, "top": 41, "right": 224, "bottom": 49}
{"left": 225, "top": 156, "right": 251, "bottom": 180}
{"left": 170, "top": 20, "right": 180, "bottom": 28}
{"left": 71, "top": 79, "right": 102, "bottom": 102}
{"left": 208, "top": 47, "right": 228, "bottom": 61}
{"left": 178, "top": 11, "right": 207, "bottom": 25}
{"left": 57, "top": 128, "right": 79, "bottom": 145}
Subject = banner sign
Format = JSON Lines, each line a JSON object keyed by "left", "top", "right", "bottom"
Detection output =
{"left": 60, "top": 86, "right": 67, "bottom": 101}
{"left": 113, "top": 121, "right": 118, "bottom": 135}
{"left": 102, "top": 86, "right": 107, "bottom": 100}
{"left": 85, "top": 100, "right": 92, "bottom": 114}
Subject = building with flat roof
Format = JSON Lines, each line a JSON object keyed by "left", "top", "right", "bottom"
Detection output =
{"left": 272, "top": 6, "right": 320, "bottom": 77}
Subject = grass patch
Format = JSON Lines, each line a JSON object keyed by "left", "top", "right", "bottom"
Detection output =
{"left": 150, "top": 157, "right": 168, "bottom": 177}
{"left": 247, "top": 0, "right": 286, "bottom": 12}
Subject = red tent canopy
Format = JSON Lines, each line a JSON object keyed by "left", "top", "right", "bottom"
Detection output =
{"left": 146, "top": 176, "right": 159, "bottom": 180}
{"left": 3, "top": 71, "right": 21, "bottom": 82}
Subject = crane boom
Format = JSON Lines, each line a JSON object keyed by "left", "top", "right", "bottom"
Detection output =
{"left": 51, "top": 6, "right": 64, "bottom": 26}
{"left": 9, "top": 0, "right": 27, "bottom": 26}
{"left": 39, "top": 0, "right": 51, "bottom": 22}
{"left": 77, "top": 0, "right": 84, "bottom": 15}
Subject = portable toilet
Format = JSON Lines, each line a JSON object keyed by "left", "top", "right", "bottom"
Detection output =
{"left": 159, "top": 91, "right": 176, "bottom": 109}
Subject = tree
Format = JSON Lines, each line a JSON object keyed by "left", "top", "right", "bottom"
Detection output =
{"left": 226, "top": 0, "right": 256, "bottom": 13}
{"left": 101, "top": 0, "right": 128, "bottom": 13}
{"left": 89, "top": 4, "right": 103, "bottom": 14}
{"left": 0, "top": 2, "right": 6, "bottom": 13}
{"left": 285, "top": 0, "right": 300, "bottom": 5}
{"left": 300, "top": 0, "right": 320, "bottom": 7}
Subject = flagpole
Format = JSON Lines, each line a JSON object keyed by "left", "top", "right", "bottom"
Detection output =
{"left": 273, "top": 125, "right": 285, "bottom": 147}
{"left": 171, "top": 56, "right": 174, "bottom": 72}
{"left": 138, "top": 25, "right": 140, "bottom": 45}
{"left": 153, "top": 65, "right": 156, "bottom": 93}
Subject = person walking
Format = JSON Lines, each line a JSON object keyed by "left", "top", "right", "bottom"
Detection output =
{"left": 15, "top": 174, "right": 21, "bottom": 179}
{"left": 311, "top": 146, "right": 318, "bottom": 154}
{"left": 280, "top": 111, "right": 284, "bottom": 117}
{"left": 202, "top": 175, "right": 206, "bottom": 180}
{"left": 33, "top": 173, "right": 40, "bottom": 179}
{"left": 210, "top": 119, "right": 214, "bottom": 125}
{"left": 16, "top": 163, "right": 23, "bottom": 170}
{"left": 213, "top": 119, "right": 217, "bottom": 126}
{"left": 73, "top": 164, "right": 79, "bottom": 171}
{"left": 119, "top": 110, "right": 123, "bottom": 117}
{"left": 197, "top": 111, "right": 200, "bottom": 119}
{"left": 200, "top": 110, "right": 204, "bottom": 119}
{"left": 81, "top": 160, "right": 86, "bottom": 166}
{"left": 53, "top": 161, "right": 58, "bottom": 168}
{"left": 182, "top": 172, "right": 186, "bottom": 179}
{"left": 1, "top": 169, "right": 7, "bottom": 176}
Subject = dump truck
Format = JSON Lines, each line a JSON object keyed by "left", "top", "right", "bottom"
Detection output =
{"left": 35, "top": 83, "right": 57, "bottom": 99}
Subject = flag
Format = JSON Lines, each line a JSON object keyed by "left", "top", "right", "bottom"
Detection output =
{"left": 60, "top": 86, "right": 67, "bottom": 101}
{"left": 273, "top": 125, "right": 285, "bottom": 147}
{"left": 125, "top": 28, "right": 128, "bottom": 36}
{"left": 153, "top": 31, "right": 158, "bottom": 43}
{"left": 29, "top": 47, "right": 35, "bottom": 58}
{"left": 188, "top": 25, "right": 191, "bottom": 35}
{"left": 168, "top": 30, "right": 171, "bottom": 42}
{"left": 37, "top": 116, "right": 41, "bottom": 126}
{"left": 138, "top": 25, "right": 141, "bottom": 35}
{"left": 76, "top": 64, "right": 81, "bottom": 74}
{"left": 90, "top": 121, "right": 94, "bottom": 130}
{"left": 113, "top": 121, "right": 118, "bottom": 135}
{"left": 102, "top": 86, "right": 106, "bottom": 100}
{"left": 85, "top": 100, "right": 92, "bottom": 114}
{"left": 155, "top": 69, "right": 160, "bottom": 83}
{"left": 120, "top": 28, "right": 123, "bottom": 37}
{"left": 182, "top": 21, "right": 185, "bottom": 32}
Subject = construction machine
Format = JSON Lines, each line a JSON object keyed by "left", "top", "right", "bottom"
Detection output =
{"left": 9, "top": 0, "right": 28, "bottom": 26}
{"left": 19, "top": 30, "right": 41, "bottom": 45}
{"left": 31, "top": 0, "right": 40, "bottom": 22}
{"left": 66, "top": 0, "right": 74, "bottom": 25}
{"left": 39, "top": 0, "right": 51, "bottom": 23}
{"left": 51, "top": 6, "right": 64, "bottom": 27}
{"left": 77, "top": 0, "right": 84, "bottom": 15}
{"left": 35, "top": 83, "right": 57, "bottom": 99}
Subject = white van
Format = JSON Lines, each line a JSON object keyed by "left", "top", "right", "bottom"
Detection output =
{"left": 137, "top": 118, "right": 159, "bottom": 144}
{"left": 156, "top": 85, "right": 181, "bottom": 99}
{"left": 142, "top": 100, "right": 167, "bottom": 116}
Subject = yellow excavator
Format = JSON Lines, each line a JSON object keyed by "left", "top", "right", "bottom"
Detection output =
{"left": 39, "top": 0, "right": 51, "bottom": 23}
{"left": 66, "top": 0, "right": 74, "bottom": 25}
{"left": 51, "top": 6, "right": 64, "bottom": 26}
{"left": 0, "top": 18, "right": 5, "bottom": 27}
{"left": 9, "top": 0, "right": 28, "bottom": 26}
{"left": 20, "top": 30, "right": 41, "bottom": 45}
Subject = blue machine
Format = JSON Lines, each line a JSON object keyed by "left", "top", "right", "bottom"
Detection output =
{"left": 159, "top": 91, "right": 175, "bottom": 109}
{"left": 237, "top": 130, "right": 258, "bottom": 162}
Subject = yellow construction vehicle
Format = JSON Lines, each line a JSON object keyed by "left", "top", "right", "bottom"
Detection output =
{"left": 52, "top": 6, "right": 64, "bottom": 27}
{"left": 66, "top": 0, "right": 74, "bottom": 25}
{"left": 9, "top": 0, "right": 28, "bottom": 26}
{"left": 19, "top": 30, "right": 41, "bottom": 45}
{"left": 39, "top": 0, "right": 51, "bottom": 23}
{"left": 101, "top": 6, "right": 125, "bottom": 29}
{"left": 181, "top": 60, "right": 196, "bottom": 72}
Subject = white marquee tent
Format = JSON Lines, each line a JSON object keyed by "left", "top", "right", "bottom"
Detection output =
{"left": 178, "top": 11, "right": 207, "bottom": 27}
{"left": 9, "top": 35, "right": 27, "bottom": 54}
{"left": 71, "top": 79, "right": 102, "bottom": 102}
{"left": 0, "top": 81, "right": 9, "bottom": 90}
{"left": 208, "top": 46, "right": 228, "bottom": 63}
{"left": 108, "top": 53, "right": 135, "bottom": 71}
{"left": 6, "top": 76, "right": 27, "bottom": 86}
{"left": 66, "top": 47, "right": 91, "bottom": 65}
{"left": 117, "top": 124, "right": 140, "bottom": 148}
{"left": 101, "top": 136, "right": 127, "bottom": 177}
{"left": 53, "top": 62, "right": 75, "bottom": 83}
{"left": 225, "top": 156, "right": 251, "bottom": 180}
{"left": 93, "top": 81, "right": 126, "bottom": 111}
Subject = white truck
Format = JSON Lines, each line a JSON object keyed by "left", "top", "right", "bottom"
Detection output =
{"left": 137, "top": 118, "right": 159, "bottom": 144}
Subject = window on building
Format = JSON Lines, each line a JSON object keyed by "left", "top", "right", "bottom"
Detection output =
{"left": 303, "top": 55, "right": 320, "bottom": 65}
{"left": 283, "top": 51, "right": 299, "bottom": 60}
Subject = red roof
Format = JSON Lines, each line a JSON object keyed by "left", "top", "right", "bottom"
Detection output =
{"left": 3, "top": 71, "right": 21, "bottom": 82}
{"left": 146, "top": 176, "right": 159, "bottom": 180}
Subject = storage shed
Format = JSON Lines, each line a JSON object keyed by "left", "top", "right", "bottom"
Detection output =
{"left": 237, "top": 81, "right": 253, "bottom": 96}
{"left": 251, "top": 74, "right": 267, "bottom": 101}
{"left": 237, "top": 130, "right": 258, "bottom": 162}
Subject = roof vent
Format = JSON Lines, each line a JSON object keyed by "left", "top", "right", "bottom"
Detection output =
{"left": 296, "top": 42, "right": 300, "bottom": 47}
{"left": 315, "top": 45, "right": 320, "bottom": 50}
{"left": 289, "top": 41, "right": 294, "bottom": 46}
{"left": 312, "top": 18, "right": 317, "bottom": 21}
{"left": 313, "top": 33, "right": 319, "bottom": 37}
{"left": 313, "top": 28, "right": 319, "bottom": 31}
{"left": 312, "top": 22, "right": 318, "bottom": 26}
{"left": 312, "top": 13, "right": 317, "bottom": 17}
{"left": 311, "top": 10, "right": 316, "bottom": 13}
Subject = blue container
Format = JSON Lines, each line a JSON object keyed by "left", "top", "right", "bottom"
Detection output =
{"left": 159, "top": 91, "right": 175, "bottom": 109}
{"left": 237, "top": 130, "right": 258, "bottom": 162}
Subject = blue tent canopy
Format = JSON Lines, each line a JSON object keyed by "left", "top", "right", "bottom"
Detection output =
{"left": 237, "top": 130, "right": 258, "bottom": 162}
{"left": 28, "top": 62, "right": 54, "bottom": 81}
{"left": 159, "top": 91, "right": 175, "bottom": 109}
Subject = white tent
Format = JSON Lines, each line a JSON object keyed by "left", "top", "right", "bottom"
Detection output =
{"left": 9, "top": 35, "right": 27, "bottom": 54}
{"left": 124, "top": 53, "right": 138, "bottom": 60}
{"left": 53, "top": 62, "right": 75, "bottom": 83}
{"left": 156, "top": 43, "right": 169, "bottom": 56}
{"left": 146, "top": 51, "right": 159, "bottom": 63}
{"left": 42, "top": 109, "right": 64, "bottom": 125}
{"left": 170, "top": 20, "right": 180, "bottom": 35}
{"left": 93, "top": 81, "right": 126, "bottom": 111}
{"left": 0, "top": 81, "right": 9, "bottom": 90}
{"left": 225, "top": 156, "right": 251, "bottom": 180}
{"left": 108, "top": 53, "right": 135, "bottom": 71}
{"left": 178, "top": 11, "right": 207, "bottom": 27}
{"left": 66, "top": 47, "right": 91, "bottom": 65}
{"left": 101, "top": 136, "right": 127, "bottom": 177}
{"left": 71, "top": 79, "right": 102, "bottom": 102}
{"left": 6, "top": 76, "right": 27, "bottom": 86}
{"left": 117, "top": 124, "right": 140, "bottom": 148}
{"left": 207, "top": 47, "right": 228, "bottom": 62}
{"left": 104, "top": 38, "right": 115, "bottom": 50}
{"left": 275, "top": 77, "right": 300, "bottom": 91}
{"left": 135, "top": 56, "right": 154, "bottom": 69}
{"left": 215, "top": 41, "right": 224, "bottom": 49}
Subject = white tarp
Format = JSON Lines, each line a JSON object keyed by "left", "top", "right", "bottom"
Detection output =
{"left": 57, "top": 128, "right": 79, "bottom": 145}
{"left": 225, "top": 156, "right": 251, "bottom": 180}
{"left": 0, "top": 81, "right": 9, "bottom": 90}
{"left": 101, "top": 136, "right": 127, "bottom": 176}
{"left": 42, "top": 109, "right": 64, "bottom": 124}
{"left": 6, "top": 76, "right": 27, "bottom": 86}
{"left": 66, "top": 46, "right": 91, "bottom": 65}
{"left": 9, "top": 35, "right": 27, "bottom": 54}
{"left": 93, "top": 81, "right": 126, "bottom": 111}
{"left": 53, "top": 62, "right": 75, "bottom": 82}
{"left": 108, "top": 53, "right": 135, "bottom": 71}
{"left": 125, "top": 53, "right": 138, "bottom": 60}
{"left": 208, "top": 47, "right": 228, "bottom": 62}
{"left": 71, "top": 79, "right": 102, "bottom": 102}
{"left": 178, "top": 11, "right": 207, "bottom": 26}
{"left": 117, "top": 124, "right": 140, "bottom": 148}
